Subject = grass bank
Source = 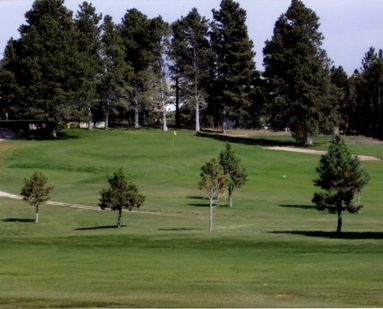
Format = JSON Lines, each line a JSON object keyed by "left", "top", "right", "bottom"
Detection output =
{"left": 0, "top": 128, "right": 382, "bottom": 307}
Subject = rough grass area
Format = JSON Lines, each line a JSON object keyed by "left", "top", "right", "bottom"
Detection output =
{"left": 0, "top": 128, "right": 382, "bottom": 308}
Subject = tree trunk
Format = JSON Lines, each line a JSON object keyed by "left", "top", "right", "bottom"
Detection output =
{"left": 104, "top": 113, "right": 109, "bottom": 131}
{"left": 228, "top": 186, "right": 233, "bottom": 208}
{"left": 336, "top": 210, "right": 342, "bottom": 234}
{"left": 35, "top": 203, "right": 39, "bottom": 223}
{"left": 163, "top": 102, "right": 168, "bottom": 132}
{"left": 134, "top": 99, "right": 140, "bottom": 129}
{"left": 117, "top": 208, "right": 122, "bottom": 228}
{"left": 175, "top": 76, "right": 180, "bottom": 128}
{"left": 88, "top": 107, "right": 93, "bottom": 131}
{"left": 209, "top": 195, "right": 213, "bottom": 231}
{"left": 332, "top": 126, "right": 339, "bottom": 141}
{"left": 195, "top": 98, "right": 200, "bottom": 133}
{"left": 51, "top": 126, "right": 57, "bottom": 138}
{"left": 222, "top": 109, "right": 227, "bottom": 133}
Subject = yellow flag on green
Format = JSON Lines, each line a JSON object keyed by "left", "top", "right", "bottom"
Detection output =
{"left": 173, "top": 130, "right": 177, "bottom": 136}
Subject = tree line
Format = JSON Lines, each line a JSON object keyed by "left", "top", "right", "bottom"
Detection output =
{"left": 1, "top": 0, "right": 383, "bottom": 142}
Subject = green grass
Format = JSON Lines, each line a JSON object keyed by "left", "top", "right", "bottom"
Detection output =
{"left": 0, "top": 128, "right": 383, "bottom": 308}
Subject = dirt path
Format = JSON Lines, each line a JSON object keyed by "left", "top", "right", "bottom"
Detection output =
{"left": 0, "top": 190, "right": 183, "bottom": 216}
{"left": 266, "top": 146, "right": 381, "bottom": 161}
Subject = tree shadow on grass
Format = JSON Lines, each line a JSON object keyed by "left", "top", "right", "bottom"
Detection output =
{"left": 196, "top": 131, "right": 298, "bottom": 147}
{"left": 16, "top": 130, "right": 79, "bottom": 141}
{"left": 279, "top": 204, "right": 317, "bottom": 209}
{"left": 3, "top": 218, "right": 35, "bottom": 223}
{"left": 270, "top": 230, "right": 383, "bottom": 239}
{"left": 187, "top": 196, "right": 209, "bottom": 207}
{"left": 75, "top": 225, "right": 126, "bottom": 230}
{"left": 188, "top": 203, "right": 210, "bottom": 207}
{"left": 187, "top": 196, "right": 205, "bottom": 200}
{"left": 158, "top": 228, "right": 203, "bottom": 231}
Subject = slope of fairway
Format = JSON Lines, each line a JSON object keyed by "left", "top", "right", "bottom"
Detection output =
{"left": 0, "top": 128, "right": 382, "bottom": 308}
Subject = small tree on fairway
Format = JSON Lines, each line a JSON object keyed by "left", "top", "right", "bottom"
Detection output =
{"left": 199, "top": 158, "right": 227, "bottom": 231}
{"left": 312, "top": 135, "right": 370, "bottom": 234}
{"left": 20, "top": 172, "right": 53, "bottom": 223}
{"left": 99, "top": 168, "right": 145, "bottom": 228}
{"left": 219, "top": 142, "right": 247, "bottom": 208}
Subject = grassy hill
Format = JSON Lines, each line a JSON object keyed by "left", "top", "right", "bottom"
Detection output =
{"left": 0, "top": 128, "right": 382, "bottom": 308}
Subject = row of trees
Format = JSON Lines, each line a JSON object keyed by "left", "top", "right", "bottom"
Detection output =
{"left": 0, "top": 0, "right": 257, "bottom": 136}
{"left": 199, "top": 142, "right": 247, "bottom": 231}
{"left": 1, "top": 0, "right": 383, "bottom": 142}
{"left": 21, "top": 168, "right": 145, "bottom": 228}
{"left": 20, "top": 137, "right": 370, "bottom": 234}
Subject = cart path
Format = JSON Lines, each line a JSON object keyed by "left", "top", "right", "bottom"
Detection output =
{"left": 0, "top": 190, "right": 184, "bottom": 217}
{"left": 266, "top": 146, "right": 381, "bottom": 161}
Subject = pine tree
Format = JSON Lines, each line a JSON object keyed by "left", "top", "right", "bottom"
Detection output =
{"left": 73, "top": 1, "right": 103, "bottom": 130}
{"left": 120, "top": 9, "right": 158, "bottom": 128}
{"left": 99, "top": 15, "right": 133, "bottom": 130}
{"left": 99, "top": 168, "right": 145, "bottom": 228}
{"left": 359, "top": 47, "right": 383, "bottom": 138}
{"left": 198, "top": 158, "right": 227, "bottom": 231}
{"left": 211, "top": 0, "right": 257, "bottom": 131}
{"left": 169, "top": 8, "right": 211, "bottom": 133}
{"left": 263, "top": 0, "right": 333, "bottom": 144}
{"left": 21, "top": 171, "right": 54, "bottom": 223}
{"left": 312, "top": 135, "right": 370, "bottom": 234}
{"left": 149, "top": 16, "right": 170, "bottom": 132}
{"left": 0, "top": 0, "right": 82, "bottom": 136}
{"left": 218, "top": 142, "right": 247, "bottom": 207}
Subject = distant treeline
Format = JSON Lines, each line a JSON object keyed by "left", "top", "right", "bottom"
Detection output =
{"left": 0, "top": 0, "right": 382, "bottom": 142}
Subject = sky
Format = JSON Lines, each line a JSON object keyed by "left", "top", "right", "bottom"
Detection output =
{"left": 0, "top": 0, "right": 383, "bottom": 75}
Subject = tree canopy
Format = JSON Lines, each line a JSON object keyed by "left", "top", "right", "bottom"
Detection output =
{"left": 199, "top": 158, "right": 227, "bottom": 231}
{"left": 20, "top": 171, "right": 54, "bottom": 223}
{"left": 99, "top": 167, "right": 145, "bottom": 228}
{"left": 218, "top": 142, "right": 247, "bottom": 208}
{"left": 263, "top": 0, "right": 335, "bottom": 144}
{"left": 312, "top": 135, "right": 370, "bottom": 234}
{"left": 211, "top": 0, "right": 257, "bottom": 131}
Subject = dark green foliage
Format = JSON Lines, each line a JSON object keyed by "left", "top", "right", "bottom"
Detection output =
{"left": 350, "top": 47, "right": 383, "bottom": 137}
{"left": 219, "top": 142, "right": 247, "bottom": 207}
{"left": 120, "top": 9, "right": 159, "bottom": 128}
{"left": 20, "top": 171, "right": 54, "bottom": 222}
{"left": 99, "top": 167, "right": 145, "bottom": 228}
{"left": 99, "top": 15, "right": 133, "bottom": 130}
{"left": 210, "top": 0, "right": 257, "bottom": 130}
{"left": 199, "top": 158, "right": 227, "bottom": 231}
{"left": 312, "top": 135, "right": 370, "bottom": 234}
{"left": 0, "top": 0, "right": 84, "bottom": 136}
{"left": 169, "top": 8, "right": 211, "bottom": 132}
{"left": 263, "top": 0, "right": 335, "bottom": 144}
{"left": 73, "top": 1, "right": 103, "bottom": 129}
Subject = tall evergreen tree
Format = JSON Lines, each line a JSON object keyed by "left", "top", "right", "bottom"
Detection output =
{"left": 99, "top": 15, "right": 133, "bottom": 130}
{"left": 0, "top": 0, "right": 82, "bottom": 136}
{"left": 150, "top": 17, "right": 171, "bottom": 132}
{"left": 120, "top": 9, "right": 158, "bottom": 128}
{"left": 0, "top": 38, "right": 23, "bottom": 119}
{"left": 359, "top": 47, "right": 383, "bottom": 138}
{"left": 263, "top": 0, "right": 333, "bottom": 144}
{"left": 312, "top": 135, "right": 370, "bottom": 234}
{"left": 73, "top": 1, "right": 103, "bottom": 130}
{"left": 211, "top": 0, "right": 257, "bottom": 131}
{"left": 169, "top": 8, "right": 211, "bottom": 133}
